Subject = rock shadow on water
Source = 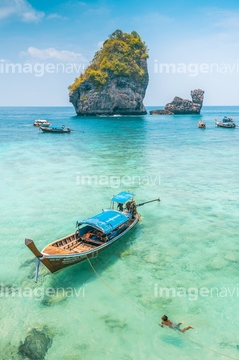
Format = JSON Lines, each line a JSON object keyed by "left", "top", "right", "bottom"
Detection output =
{"left": 18, "top": 326, "right": 53, "bottom": 360}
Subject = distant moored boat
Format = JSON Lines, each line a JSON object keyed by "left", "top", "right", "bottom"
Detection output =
{"left": 33, "top": 119, "right": 51, "bottom": 127}
{"left": 39, "top": 125, "right": 71, "bottom": 133}
{"left": 215, "top": 118, "right": 236, "bottom": 128}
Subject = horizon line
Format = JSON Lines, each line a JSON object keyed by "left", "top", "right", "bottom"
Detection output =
{"left": 1, "top": 105, "right": 239, "bottom": 108}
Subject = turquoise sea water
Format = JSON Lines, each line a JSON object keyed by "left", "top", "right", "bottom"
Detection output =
{"left": 0, "top": 106, "right": 238, "bottom": 360}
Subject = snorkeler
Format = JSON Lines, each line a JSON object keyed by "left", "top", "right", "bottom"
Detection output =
{"left": 160, "top": 315, "right": 194, "bottom": 333}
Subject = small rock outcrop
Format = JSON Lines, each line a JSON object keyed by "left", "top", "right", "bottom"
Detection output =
{"left": 165, "top": 89, "right": 204, "bottom": 114}
{"left": 149, "top": 109, "right": 173, "bottom": 115}
{"left": 69, "top": 30, "right": 149, "bottom": 116}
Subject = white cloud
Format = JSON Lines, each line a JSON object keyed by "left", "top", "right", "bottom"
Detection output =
{"left": 0, "top": 0, "right": 44, "bottom": 23}
{"left": 214, "top": 11, "right": 239, "bottom": 30}
{"left": 46, "top": 13, "right": 68, "bottom": 21}
{"left": 62, "top": 0, "right": 110, "bottom": 15}
{"left": 20, "top": 47, "right": 85, "bottom": 62}
{"left": 132, "top": 12, "right": 173, "bottom": 26}
{"left": 199, "top": 7, "right": 239, "bottom": 30}
{"left": 0, "top": 5, "right": 15, "bottom": 19}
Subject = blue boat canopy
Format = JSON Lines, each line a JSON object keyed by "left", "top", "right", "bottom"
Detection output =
{"left": 111, "top": 191, "right": 135, "bottom": 204}
{"left": 77, "top": 209, "right": 131, "bottom": 234}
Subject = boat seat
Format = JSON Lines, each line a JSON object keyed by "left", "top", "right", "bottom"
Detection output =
{"left": 70, "top": 241, "right": 83, "bottom": 250}
{"left": 61, "top": 239, "right": 79, "bottom": 250}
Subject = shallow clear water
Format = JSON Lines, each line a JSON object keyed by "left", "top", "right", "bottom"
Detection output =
{"left": 0, "top": 106, "right": 238, "bottom": 359}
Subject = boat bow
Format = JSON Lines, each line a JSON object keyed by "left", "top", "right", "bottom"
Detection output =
{"left": 25, "top": 238, "right": 56, "bottom": 274}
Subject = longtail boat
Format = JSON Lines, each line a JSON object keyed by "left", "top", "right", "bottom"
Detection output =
{"left": 39, "top": 125, "right": 71, "bottom": 133}
{"left": 25, "top": 192, "right": 160, "bottom": 281}
{"left": 215, "top": 118, "right": 236, "bottom": 128}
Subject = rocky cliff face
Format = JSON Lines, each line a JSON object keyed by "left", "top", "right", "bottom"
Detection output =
{"left": 165, "top": 89, "right": 204, "bottom": 114}
{"left": 69, "top": 30, "right": 149, "bottom": 116}
{"left": 70, "top": 66, "right": 148, "bottom": 116}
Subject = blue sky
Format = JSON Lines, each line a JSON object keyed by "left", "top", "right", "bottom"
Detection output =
{"left": 1, "top": 0, "right": 239, "bottom": 106}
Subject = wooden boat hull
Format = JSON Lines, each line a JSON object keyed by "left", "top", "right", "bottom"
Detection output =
{"left": 216, "top": 123, "right": 236, "bottom": 128}
{"left": 25, "top": 215, "right": 138, "bottom": 273}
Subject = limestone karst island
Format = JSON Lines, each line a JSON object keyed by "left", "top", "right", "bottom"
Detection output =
{"left": 150, "top": 89, "right": 204, "bottom": 115}
{"left": 69, "top": 30, "right": 149, "bottom": 116}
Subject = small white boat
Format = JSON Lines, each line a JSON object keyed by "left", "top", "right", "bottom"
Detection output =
{"left": 33, "top": 119, "right": 51, "bottom": 127}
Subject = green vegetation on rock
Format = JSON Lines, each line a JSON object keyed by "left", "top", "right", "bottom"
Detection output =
{"left": 69, "top": 29, "right": 148, "bottom": 92}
